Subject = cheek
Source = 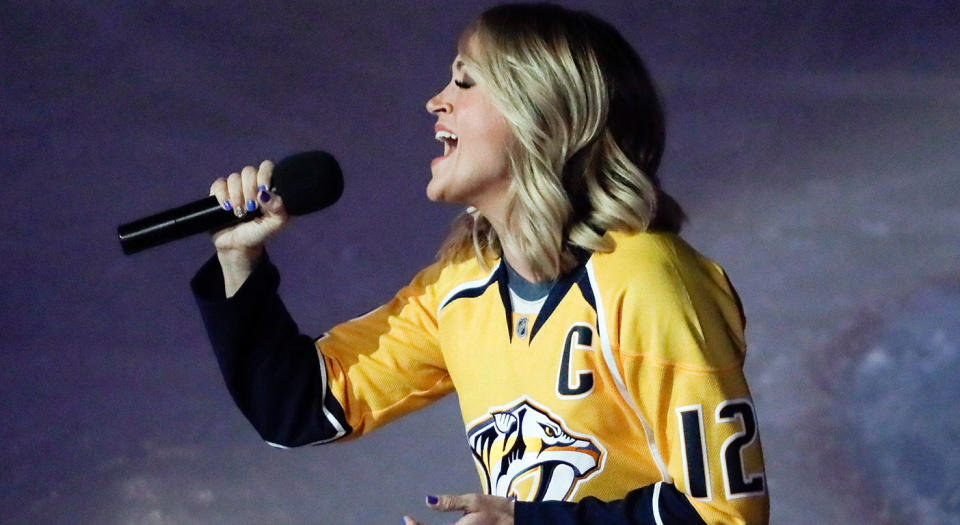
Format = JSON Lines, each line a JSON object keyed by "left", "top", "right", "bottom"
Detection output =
{"left": 471, "top": 118, "right": 513, "bottom": 165}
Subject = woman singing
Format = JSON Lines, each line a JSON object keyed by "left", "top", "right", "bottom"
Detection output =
{"left": 192, "top": 4, "right": 769, "bottom": 524}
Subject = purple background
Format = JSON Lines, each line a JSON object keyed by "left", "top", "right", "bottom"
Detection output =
{"left": 3, "top": 1, "right": 960, "bottom": 523}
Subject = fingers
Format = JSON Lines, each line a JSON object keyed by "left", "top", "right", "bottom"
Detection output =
{"left": 209, "top": 177, "right": 230, "bottom": 211}
{"left": 255, "top": 159, "right": 284, "bottom": 214}
{"left": 402, "top": 516, "right": 423, "bottom": 525}
{"left": 256, "top": 159, "right": 274, "bottom": 193}
{"left": 211, "top": 161, "right": 280, "bottom": 219}
{"left": 240, "top": 164, "right": 259, "bottom": 215}
{"left": 226, "top": 171, "right": 246, "bottom": 218}
{"left": 427, "top": 493, "right": 479, "bottom": 513}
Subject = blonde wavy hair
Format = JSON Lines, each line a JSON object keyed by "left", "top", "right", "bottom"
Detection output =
{"left": 437, "top": 3, "right": 685, "bottom": 280}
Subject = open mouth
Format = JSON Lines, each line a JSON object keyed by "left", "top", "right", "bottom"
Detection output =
{"left": 435, "top": 130, "right": 459, "bottom": 158}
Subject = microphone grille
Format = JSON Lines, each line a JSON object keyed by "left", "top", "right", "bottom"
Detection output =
{"left": 272, "top": 150, "right": 344, "bottom": 216}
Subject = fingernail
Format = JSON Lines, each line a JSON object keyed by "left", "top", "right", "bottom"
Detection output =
{"left": 223, "top": 200, "right": 232, "bottom": 211}
{"left": 234, "top": 206, "right": 246, "bottom": 218}
{"left": 259, "top": 188, "right": 272, "bottom": 203}
{"left": 246, "top": 199, "right": 256, "bottom": 212}
{"left": 426, "top": 495, "right": 438, "bottom": 505}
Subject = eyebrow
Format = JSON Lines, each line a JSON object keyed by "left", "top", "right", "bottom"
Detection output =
{"left": 453, "top": 59, "right": 464, "bottom": 72}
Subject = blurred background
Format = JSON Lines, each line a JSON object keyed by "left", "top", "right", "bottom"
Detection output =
{"left": 2, "top": 1, "right": 959, "bottom": 523}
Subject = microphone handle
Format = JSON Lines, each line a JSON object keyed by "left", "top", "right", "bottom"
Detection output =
{"left": 117, "top": 196, "right": 260, "bottom": 255}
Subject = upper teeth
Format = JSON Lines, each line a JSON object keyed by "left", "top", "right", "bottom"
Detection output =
{"left": 435, "top": 130, "right": 458, "bottom": 142}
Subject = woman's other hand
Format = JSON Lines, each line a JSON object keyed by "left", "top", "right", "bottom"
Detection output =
{"left": 403, "top": 493, "right": 514, "bottom": 525}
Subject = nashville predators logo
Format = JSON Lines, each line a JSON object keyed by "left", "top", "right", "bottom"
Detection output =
{"left": 466, "top": 398, "right": 603, "bottom": 501}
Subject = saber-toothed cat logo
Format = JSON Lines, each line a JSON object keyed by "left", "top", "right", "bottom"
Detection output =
{"left": 467, "top": 398, "right": 603, "bottom": 501}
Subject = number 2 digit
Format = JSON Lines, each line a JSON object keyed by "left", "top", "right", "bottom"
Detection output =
{"left": 716, "top": 399, "right": 765, "bottom": 498}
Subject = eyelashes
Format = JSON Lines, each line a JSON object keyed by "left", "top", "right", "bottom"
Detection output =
{"left": 454, "top": 79, "right": 473, "bottom": 89}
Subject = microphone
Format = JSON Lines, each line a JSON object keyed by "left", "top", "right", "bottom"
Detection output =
{"left": 117, "top": 151, "right": 343, "bottom": 255}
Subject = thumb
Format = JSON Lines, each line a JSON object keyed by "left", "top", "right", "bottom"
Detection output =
{"left": 258, "top": 189, "right": 286, "bottom": 216}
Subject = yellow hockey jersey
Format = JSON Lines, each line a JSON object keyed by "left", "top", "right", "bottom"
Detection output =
{"left": 314, "top": 230, "right": 768, "bottom": 524}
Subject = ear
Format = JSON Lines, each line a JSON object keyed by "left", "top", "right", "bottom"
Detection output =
{"left": 492, "top": 411, "right": 518, "bottom": 434}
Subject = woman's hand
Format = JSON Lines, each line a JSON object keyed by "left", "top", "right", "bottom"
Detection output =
{"left": 403, "top": 493, "right": 514, "bottom": 525}
{"left": 209, "top": 160, "right": 289, "bottom": 253}
{"left": 208, "top": 160, "right": 290, "bottom": 296}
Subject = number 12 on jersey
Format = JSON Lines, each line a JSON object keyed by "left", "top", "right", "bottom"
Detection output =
{"left": 676, "top": 399, "right": 766, "bottom": 500}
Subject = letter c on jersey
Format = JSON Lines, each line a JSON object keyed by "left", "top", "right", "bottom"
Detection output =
{"left": 557, "top": 323, "right": 595, "bottom": 398}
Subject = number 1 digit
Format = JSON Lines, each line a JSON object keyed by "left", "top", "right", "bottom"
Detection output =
{"left": 676, "top": 405, "right": 711, "bottom": 499}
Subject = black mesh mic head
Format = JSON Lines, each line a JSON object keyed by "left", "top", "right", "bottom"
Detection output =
{"left": 272, "top": 150, "right": 343, "bottom": 216}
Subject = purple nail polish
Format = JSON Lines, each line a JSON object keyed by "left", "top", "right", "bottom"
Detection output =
{"left": 258, "top": 185, "right": 267, "bottom": 191}
{"left": 259, "top": 189, "right": 272, "bottom": 203}
{"left": 426, "top": 495, "right": 438, "bottom": 505}
{"left": 246, "top": 199, "right": 256, "bottom": 212}
{"left": 223, "top": 200, "right": 232, "bottom": 211}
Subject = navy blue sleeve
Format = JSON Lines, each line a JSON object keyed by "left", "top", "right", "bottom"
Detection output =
{"left": 514, "top": 482, "right": 706, "bottom": 525}
{"left": 191, "top": 252, "right": 351, "bottom": 447}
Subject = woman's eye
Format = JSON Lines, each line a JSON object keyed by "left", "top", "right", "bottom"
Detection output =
{"left": 454, "top": 79, "right": 473, "bottom": 89}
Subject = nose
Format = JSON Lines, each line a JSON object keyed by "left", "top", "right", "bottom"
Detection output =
{"left": 426, "top": 89, "right": 452, "bottom": 114}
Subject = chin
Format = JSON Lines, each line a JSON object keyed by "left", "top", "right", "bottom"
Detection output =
{"left": 426, "top": 185, "right": 455, "bottom": 204}
{"left": 425, "top": 178, "right": 443, "bottom": 202}
{"left": 426, "top": 174, "right": 458, "bottom": 204}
